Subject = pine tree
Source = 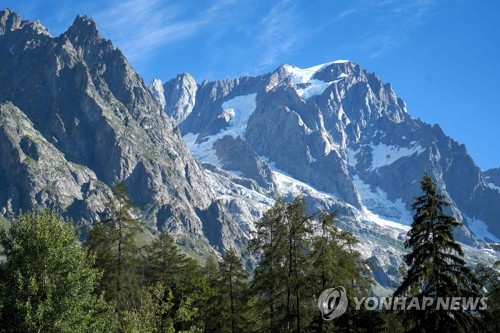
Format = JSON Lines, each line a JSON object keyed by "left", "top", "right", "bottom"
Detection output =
{"left": 283, "top": 196, "right": 313, "bottom": 332}
{"left": 203, "top": 256, "right": 219, "bottom": 285}
{"left": 394, "top": 174, "right": 480, "bottom": 332}
{"left": 202, "top": 256, "right": 221, "bottom": 332}
{"left": 0, "top": 210, "right": 117, "bottom": 332}
{"left": 476, "top": 261, "right": 500, "bottom": 333}
{"left": 87, "top": 182, "right": 144, "bottom": 311}
{"left": 248, "top": 197, "right": 288, "bottom": 332}
{"left": 143, "top": 231, "right": 209, "bottom": 332}
{"left": 308, "top": 212, "right": 373, "bottom": 332}
{"left": 144, "top": 232, "right": 191, "bottom": 286}
{"left": 210, "top": 250, "right": 249, "bottom": 333}
{"left": 249, "top": 196, "right": 314, "bottom": 332}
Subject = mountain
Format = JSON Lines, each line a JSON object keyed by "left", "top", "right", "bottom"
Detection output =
{"left": 0, "top": 9, "right": 497, "bottom": 292}
{"left": 0, "top": 9, "right": 254, "bottom": 259}
{"left": 485, "top": 167, "right": 500, "bottom": 191}
{"left": 152, "top": 61, "right": 500, "bottom": 254}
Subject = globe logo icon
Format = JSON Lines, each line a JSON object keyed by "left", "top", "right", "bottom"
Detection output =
{"left": 317, "top": 286, "right": 348, "bottom": 320}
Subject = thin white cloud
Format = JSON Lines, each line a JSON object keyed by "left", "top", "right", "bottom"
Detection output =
{"left": 27, "top": 0, "right": 331, "bottom": 78}
{"left": 194, "top": 0, "right": 319, "bottom": 78}
{"left": 335, "top": 0, "right": 437, "bottom": 58}
{"left": 334, "top": 0, "right": 436, "bottom": 24}
{"left": 333, "top": 9, "right": 355, "bottom": 21}
{"left": 361, "top": 33, "right": 402, "bottom": 59}
{"left": 253, "top": 0, "right": 308, "bottom": 70}
{"left": 90, "top": 0, "right": 238, "bottom": 62}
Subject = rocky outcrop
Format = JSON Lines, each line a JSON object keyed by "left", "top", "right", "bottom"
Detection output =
{"left": 161, "top": 73, "right": 197, "bottom": 125}
{"left": 485, "top": 168, "right": 500, "bottom": 188}
{"left": 0, "top": 9, "right": 250, "bottom": 258}
{"left": 213, "top": 135, "right": 275, "bottom": 191}
{"left": 156, "top": 60, "right": 500, "bottom": 244}
{"left": 0, "top": 102, "right": 112, "bottom": 222}
{"left": 149, "top": 79, "right": 166, "bottom": 110}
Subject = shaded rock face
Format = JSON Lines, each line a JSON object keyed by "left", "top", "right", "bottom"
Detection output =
{"left": 485, "top": 168, "right": 500, "bottom": 188}
{"left": 245, "top": 83, "right": 361, "bottom": 207}
{"left": 213, "top": 135, "right": 275, "bottom": 191}
{"left": 0, "top": 102, "right": 112, "bottom": 222}
{"left": 0, "top": 9, "right": 252, "bottom": 258}
{"left": 155, "top": 60, "right": 500, "bottom": 244}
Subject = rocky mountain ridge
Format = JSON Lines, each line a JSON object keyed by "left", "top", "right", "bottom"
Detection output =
{"left": 0, "top": 9, "right": 251, "bottom": 259}
{"left": 152, "top": 59, "right": 500, "bottom": 248}
{"left": 0, "top": 9, "right": 497, "bottom": 291}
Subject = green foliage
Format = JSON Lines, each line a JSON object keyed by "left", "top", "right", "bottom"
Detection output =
{"left": 204, "top": 249, "right": 250, "bottom": 333}
{"left": 0, "top": 215, "right": 9, "bottom": 232}
{"left": 249, "top": 197, "right": 375, "bottom": 332}
{"left": 394, "top": 174, "right": 481, "bottom": 332}
{"left": 282, "top": 197, "right": 314, "bottom": 331}
{"left": 145, "top": 232, "right": 193, "bottom": 285}
{"left": 476, "top": 261, "right": 500, "bottom": 332}
{"left": 249, "top": 197, "right": 313, "bottom": 331}
{"left": 0, "top": 210, "right": 116, "bottom": 332}
{"left": 85, "top": 182, "right": 211, "bottom": 332}
{"left": 87, "top": 182, "right": 144, "bottom": 310}
{"left": 121, "top": 282, "right": 175, "bottom": 333}
{"left": 143, "top": 232, "right": 209, "bottom": 332}
{"left": 308, "top": 212, "right": 374, "bottom": 332}
{"left": 248, "top": 197, "right": 288, "bottom": 332}
{"left": 4, "top": 183, "right": 492, "bottom": 332}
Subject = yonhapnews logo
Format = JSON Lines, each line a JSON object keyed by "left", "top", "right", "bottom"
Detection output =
{"left": 318, "top": 286, "right": 488, "bottom": 321}
{"left": 317, "top": 287, "right": 348, "bottom": 320}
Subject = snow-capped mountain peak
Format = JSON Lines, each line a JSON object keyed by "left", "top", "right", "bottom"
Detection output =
{"left": 281, "top": 61, "right": 352, "bottom": 101}
{"left": 282, "top": 60, "right": 351, "bottom": 83}
{"left": 151, "top": 60, "right": 500, "bottom": 254}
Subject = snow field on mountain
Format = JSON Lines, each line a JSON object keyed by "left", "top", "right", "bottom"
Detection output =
{"left": 220, "top": 93, "right": 257, "bottom": 138}
{"left": 272, "top": 165, "right": 409, "bottom": 231}
{"left": 347, "top": 143, "right": 425, "bottom": 171}
{"left": 466, "top": 217, "right": 500, "bottom": 243}
{"left": 296, "top": 79, "right": 333, "bottom": 100}
{"left": 264, "top": 160, "right": 410, "bottom": 240}
{"left": 283, "top": 62, "right": 349, "bottom": 100}
{"left": 487, "top": 182, "right": 500, "bottom": 193}
{"left": 353, "top": 175, "right": 413, "bottom": 226}
{"left": 271, "top": 167, "right": 340, "bottom": 202}
{"left": 283, "top": 63, "right": 330, "bottom": 84}
{"left": 203, "top": 167, "right": 274, "bottom": 234}
{"left": 283, "top": 60, "right": 350, "bottom": 84}
{"left": 183, "top": 93, "right": 257, "bottom": 166}
{"left": 182, "top": 132, "right": 222, "bottom": 167}
{"left": 368, "top": 143, "right": 425, "bottom": 171}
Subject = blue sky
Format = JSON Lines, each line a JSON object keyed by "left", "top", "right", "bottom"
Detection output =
{"left": 3, "top": 0, "right": 499, "bottom": 169}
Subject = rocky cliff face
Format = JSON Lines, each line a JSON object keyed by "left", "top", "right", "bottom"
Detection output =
{"left": 485, "top": 168, "right": 500, "bottom": 189}
{"left": 162, "top": 73, "right": 198, "bottom": 125}
{"left": 0, "top": 9, "right": 250, "bottom": 258}
{"left": 154, "top": 60, "right": 500, "bottom": 247}
{"left": 0, "top": 8, "right": 497, "bottom": 291}
{"left": 149, "top": 59, "right": 500, "bottom": 288}
{"left": 0, "top": 102, "right": 112, "bottom": 222}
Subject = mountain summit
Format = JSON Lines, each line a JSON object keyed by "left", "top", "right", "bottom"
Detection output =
{"left": 0, "top": 9, "right": 497, "bottom": 290}
{"left": 0, "top": 9, "right": 251, "bottom": 258}
{"left": 153, "top": 60, "right": 500, "bottom": 246}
